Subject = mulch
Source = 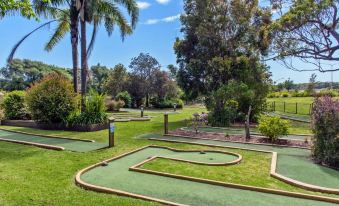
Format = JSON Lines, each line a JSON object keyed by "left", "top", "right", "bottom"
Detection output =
{"left": 170, "top": 129, "right": 311, "bottom": 148}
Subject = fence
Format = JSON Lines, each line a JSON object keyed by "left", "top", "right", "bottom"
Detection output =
{"left": 266, "top": 101, "right": 313, "bottom": 115}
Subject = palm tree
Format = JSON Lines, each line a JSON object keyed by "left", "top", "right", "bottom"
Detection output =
{"left": 78, "top": 0, "right": 138, "bottom": 110}
{"left": 8, "top": 0, "right": 139, "bottom": 96}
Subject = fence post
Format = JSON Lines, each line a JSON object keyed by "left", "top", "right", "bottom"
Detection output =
{"left": 164, "top": 112, "right": 169, "bottom": 135}
{"left": 295, "top": 102, "right": 298, "bottom": 114}
{"left": 273, "top": 101, "right": 276, "bottom": 111}
{"left": 284, "top": 102, "right": 286, "bottom": 113}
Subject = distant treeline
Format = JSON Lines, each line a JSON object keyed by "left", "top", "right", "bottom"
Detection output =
{"left": 294, "top": 82, "right": 339, "bottom": 90}
{"left": 0, "top": 59, "right": 71, "bottom": 91}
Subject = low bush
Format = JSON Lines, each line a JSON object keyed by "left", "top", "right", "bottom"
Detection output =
{"left": 106, "top": 99, "right": 125, "bottom": 111}
{"left": 26, "top": 73, "right": 77, "bottom": 123}
{"left": 315, "top": 89, "right": 338, "bottom": 97}
{"left": 311, "top": 96, "right": 339, "bottom": 168}
{"left": 150, "top": 98, "right": 184, "bottom": 109}
{"left": 116, "top": 91, "right": 131, "bottom": 108}
{"left": 258, "top": 115, "right": 289, "bottom": 142}
{"left": 1, "top": 90, "right": 30, "bottom": 120}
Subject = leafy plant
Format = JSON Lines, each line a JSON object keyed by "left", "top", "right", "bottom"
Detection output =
{"left": 25, "top": 73, "right": 77, "bottom": 123}
{"left": 66, "top": 89, "right": 108, "bottom": 126}
{"left": 116, "top": 91, "right": 131, "bottom": 108}
{"left": 258, "top": 115, "right": 289, "bottom": 142}
{"left": 311, "top": 96, "right": 339, "bottom": 168}
{"left": 1, "top": 90, "right": 30, "bottom": 120}
{"left": 106, "top": 99, "right": 125, "bottom": 112}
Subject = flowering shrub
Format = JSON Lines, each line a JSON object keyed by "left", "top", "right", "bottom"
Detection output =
{"left": 312, "top": 96, "right": 339, "bottom": 168}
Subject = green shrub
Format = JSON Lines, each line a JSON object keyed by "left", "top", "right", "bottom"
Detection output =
{"left": 315, "top": 89, "right": 338, "bottom": 97}
{"left": 116, "top": 91, "right": 131, "bottom": 108}
{"left": 150, "top": 98, "right": 184, "bottom": 109}
{"left": 26, "top": 73, "right": 77, "bottom": 123}
{"left": 1, "top": 91, "right": 30, "bottom": 120}
{"left": 66, "top": 89, "right": 107, "bottom": 126}
{"left": 281, "top": 91, "right": 289, "bottom": 97}
{"left": 312, "top": 96, "right": 339, "bottom": 168}
{"left": 258, "top": 115, "right": 289, "bottom": 142}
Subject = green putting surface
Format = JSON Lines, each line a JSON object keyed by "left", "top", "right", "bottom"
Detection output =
{"left": 0, "top": 130, "right": 107, "bottom": 152}
{"left": 80, "top": 146, "right": 336, "bottom": 206}
{"left": 140, "top": 134, "right": 339, "bottom": 190}
{"left": 183, "top": 127, "right": 312, "bottom": 141}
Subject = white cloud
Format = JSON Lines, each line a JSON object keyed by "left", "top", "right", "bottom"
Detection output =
{"left": 137, "top": 1, "right": 151, "bottom": 9}
{"left": 163, "top": 14, "right": 180, "bottom": 22}
{"left": 145, "top": 14, "right": 180, "bottom": 25}
{"left": 156, "top": 0, "right": 171, "bottom": 4}
{"left": 145, "top": 19, "right": 160, "bottom": 25}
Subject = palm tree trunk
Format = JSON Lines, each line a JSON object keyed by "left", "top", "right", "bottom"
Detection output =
{"left": 70, "top": 4, "right": 79, "bottom": 93}
{"left": 80, "top": 1, "right": 88, "bottom": 112}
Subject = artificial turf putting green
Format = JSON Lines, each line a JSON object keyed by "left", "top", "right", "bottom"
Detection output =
{"left": 182, "top": 126, "right": 312, "bottom": 141}
{"left": 140, "top": 134, "right": 339, "bottom": 191}
{"left": 0, "top": 130, "right": 107, "bottom": 152}
{"left": 79, "top": 145, "right": 337, "bottom": 206}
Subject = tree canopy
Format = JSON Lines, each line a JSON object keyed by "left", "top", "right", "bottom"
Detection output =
{"left": 0, "top": 59, "right": 71, "bottom": 91}
{"left": 174, "top": 0, "right": 271, "bottom": 125}
{"left": 269, "top": 0, "right": 339, "bottom": 72}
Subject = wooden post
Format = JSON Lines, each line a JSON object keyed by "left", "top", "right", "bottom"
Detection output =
{"left": 108, "top": 118, "right": 115, "bottom": 148}
{"left": 283, "top": 102, "right": 286, "bottom": 113}
{"left": 295, "top": 103, "right": 298, "bottom": 114}
{"left": 273, "top": 101, "right": 276, "bottom": 111}
{"left": 164, "top": 113, "right": 169, "bottom": 135}
{"left": 140, "top": 105, "right": 144, "bottom": 117}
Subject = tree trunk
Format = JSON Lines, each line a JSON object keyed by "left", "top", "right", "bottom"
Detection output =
{"left": 245, "top": 105, "right": 252, "bottom": 141}
{"left": 146, "top": 93, "right": 149, "bottom": 107}
{"left": 70, "top": 4, "right": 79, "bottom": 93}
{"left": 80, "top": 2, "right": 88, "bottom": 112}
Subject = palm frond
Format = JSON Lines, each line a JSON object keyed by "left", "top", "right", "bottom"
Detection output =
{"left": 7, "top": 20, "right": 57, "bottom": 64}
{"left": 96, "top": 1, "right": 133, "bottom": 39}
{"left": 44, "top": 16, "right": 70, "bottom": 51}
{"left": 87, "top": 21, "right": 98, "bottom": 58}
{"left": 112, "top": 0, "right": 139, "bottom": 28}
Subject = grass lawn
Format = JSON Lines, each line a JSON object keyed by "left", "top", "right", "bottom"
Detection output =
{"left": 0, "top": 105, "right": 336, "bottom": 206}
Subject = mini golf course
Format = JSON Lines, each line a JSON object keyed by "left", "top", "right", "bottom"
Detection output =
{"left": 182, "top": 126, "right": 312, "bottom": 141}
{"left": 0, "top": 129, "right": 107, "bottom": 152}
{"left": 142, "top": 134, "right": 339, "bottom": 191}
{"left": 76, "top": 140, "right": 339, "bottom": 206}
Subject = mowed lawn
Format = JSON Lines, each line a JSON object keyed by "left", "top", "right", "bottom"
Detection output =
{"left": 0, "top": 105, "right": 326, "bottom": 206}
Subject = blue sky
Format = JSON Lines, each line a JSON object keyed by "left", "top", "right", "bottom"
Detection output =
{"left": 0, "top": 0, "right": 338, "bottom": 84}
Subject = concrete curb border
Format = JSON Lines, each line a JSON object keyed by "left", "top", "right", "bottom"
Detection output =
{"left": 0, "top": 137, "right": 64, "bottom": 151}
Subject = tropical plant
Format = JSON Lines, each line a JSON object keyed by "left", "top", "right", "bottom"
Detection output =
{"left": 25, "top": 73, "right": 77, "bottom": 123}
{"left": 258, "top": 115, "right": 289, "bottom": 142}
{"left": 1, "top": 90, "right": 30, "bottom": 120}
{"left": 65, "top": 89, "right": 107, "bottom": 126}
{"left": 311, "top": 96, "right": 339, "bottom": 168}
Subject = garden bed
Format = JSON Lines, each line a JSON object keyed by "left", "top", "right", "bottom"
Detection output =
{"left": 170, "top": 129, "right": 311, "bottom": 148}
{"left": 1, "top": 120, "right": 108, "bottom": 132}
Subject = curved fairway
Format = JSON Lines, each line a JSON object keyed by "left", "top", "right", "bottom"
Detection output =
{"left": 0, "top": 129, "right": 107, "bottom": 152}
{"left": 142, "top": 134, "right": 339, "bottom": 191}
{"left": 77, "top": 145, "right": 338, "bottom": 206}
